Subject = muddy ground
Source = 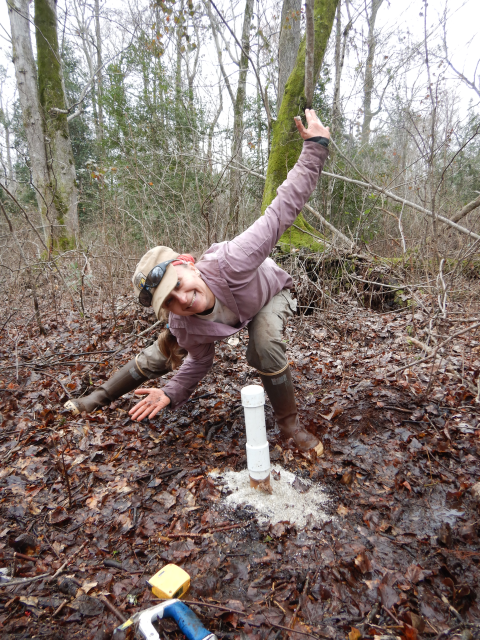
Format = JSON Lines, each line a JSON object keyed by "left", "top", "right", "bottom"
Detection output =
{"left": 1, "top": 291, "right": 480, "bottom": 640}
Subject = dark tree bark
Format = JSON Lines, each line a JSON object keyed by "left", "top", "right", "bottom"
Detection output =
{"left": 277, "top": 0, "right": 301, "bottom": 110}
{"left": 305, "top": 0, "right": 315, "bottom": 108}
{"left": 361, "top": 0, "right": 383, "bottom": 146}
{"left": 229, "top": 0, "right": 254, "bottom": 232}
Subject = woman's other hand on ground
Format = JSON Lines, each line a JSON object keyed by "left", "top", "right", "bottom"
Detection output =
{"left": 129, "top": 388, "right": 171, "bottom": 421}
{"left": 294, "top": 109, "right": 330, "bottom": 140}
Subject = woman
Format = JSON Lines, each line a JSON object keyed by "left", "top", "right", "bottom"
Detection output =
{"left": 65, "top": 109, "right": 329, "bottom": 453}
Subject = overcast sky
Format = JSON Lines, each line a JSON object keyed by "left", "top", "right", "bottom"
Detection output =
{"left": 0, "top": 0, "right": 478, "bottom": 120}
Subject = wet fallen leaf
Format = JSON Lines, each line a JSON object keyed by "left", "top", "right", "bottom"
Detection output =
{"left": 48, "top": 507, "right": 71, "bottom": 525}
{"left": 321, "top": 403, "right": 344, "bottom": 421}
{"left": 292, "top": 477, "right": 310, "bottom": 493}
{"left": 68, "top": 594, "right": 104, "bottom": 617}
{"left": 378, "top": 582, "right": 399, "bottom": 609}
{"left": 153, "top": 491, "right": 176, "bottom": 509}
{"left": 403, "top": 623, "right": 418, "bottom": 640}
{"left": 341, "top": 469, "right": 355, "bottom": 486}
{"left": 354, "top": 551, "right": 372, "bottom": 574}
{"left": 348, "top": 627, "right": 362, "bottom": 640}
{"left": 13, "top": 533, "right": 37, "bottom": 555}
{"left": 437, "top": 522, "right": 453, "bottom": 548}
{"left": 272, "top": 469, "right": 281, "bottom": 481}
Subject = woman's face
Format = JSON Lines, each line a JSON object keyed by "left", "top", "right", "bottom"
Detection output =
{"left": 162, "top": 263, "right": 215, "bottom": 316}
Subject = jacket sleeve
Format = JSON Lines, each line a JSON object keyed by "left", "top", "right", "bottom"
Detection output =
{"left": 221, "top": 140, "right": 328, "bottom": 276}
{"left": 161, "top": 342, "right": 215, "bottom": 409}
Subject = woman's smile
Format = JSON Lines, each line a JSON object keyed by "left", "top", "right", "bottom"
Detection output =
{"left": 163, "top": 264, "right": 215, "bottom": 316}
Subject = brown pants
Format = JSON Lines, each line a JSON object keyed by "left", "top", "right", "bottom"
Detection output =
{"left": 135, "top": 289, "right": 296, "bottom": 379}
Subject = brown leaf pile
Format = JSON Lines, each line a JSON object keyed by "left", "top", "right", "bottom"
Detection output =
{"left": 1, "top": 291, "right": 480, "bottom": 639}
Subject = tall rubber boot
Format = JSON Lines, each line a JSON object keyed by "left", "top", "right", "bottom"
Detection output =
{"left": 64, "top": 359, "right": 147, "bottom": 415}
{"left": 259, "top": 366, "right": 323, "bottom": 455}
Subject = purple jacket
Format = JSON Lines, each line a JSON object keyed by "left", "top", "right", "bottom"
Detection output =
{"left": 164, "top": 140, "right": 328, "bottom": 408}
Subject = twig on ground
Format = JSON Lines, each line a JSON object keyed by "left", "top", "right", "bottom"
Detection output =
{"left": 99, "top": 594, "right": 127, "bottom": 623}
{"left": 13, "top": 552, "right": 38, "bottom": 562}
{"left": 382, "top": 605, "right": 402, "bottom": 625}
{"left": 47, "top": 542, "right": 87, "bottom": 582}
{"left": 52, "top": 600, "right": 67, "bottom": 617}
{"left": 0, "top": 572, "right": 51, "bottom": 587}
{"left": 290, "top": 572, "right": 310, "bottom": 628}
{"left": 161, "top": 522, "right": 251, "bottom": 539}
{"left": 387, "top": 325, "right": 480, "bottom": 395}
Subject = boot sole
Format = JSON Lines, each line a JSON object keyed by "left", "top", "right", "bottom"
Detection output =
{"left": 64, "top": 400, "right": 80, "bottom": 416}
{"left": 314, "top": 442, "right": 324, "bottom": 457}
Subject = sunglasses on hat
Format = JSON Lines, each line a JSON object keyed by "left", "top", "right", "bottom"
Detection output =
{"left": 138, "top": 259, "right": 176, "bottom": 307}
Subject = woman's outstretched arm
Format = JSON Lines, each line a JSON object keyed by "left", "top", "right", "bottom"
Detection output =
{"left": 221, "top": 109, "right": 330, "bottom": 276}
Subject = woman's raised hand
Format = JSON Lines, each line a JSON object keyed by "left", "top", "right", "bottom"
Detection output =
{"left": 294, "top": 109, "right": 330, "bottom": 140}
{"left": 129, "top": 387, "right": 171, "bottom": 421}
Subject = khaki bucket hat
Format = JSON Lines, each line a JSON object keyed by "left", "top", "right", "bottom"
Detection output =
{"left": 132, "top": 246, "right": 180, "bottom": 318}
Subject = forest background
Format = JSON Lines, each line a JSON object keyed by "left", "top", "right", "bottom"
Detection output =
{"left": 0, "top": 0, "right": 480, "bottom": 327}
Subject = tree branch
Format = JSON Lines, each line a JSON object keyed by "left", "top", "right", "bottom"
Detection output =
{"left": 449, "top": 193, "right": 480, "bottom": 224}
{"left": 208, "top": 0, "right": 272, "bottom": 128}
{"left": 327, "top": 140, "right": 480, "bottom": 241}
{"left": 203, "top": 0, "right": 235, "bottom": 105}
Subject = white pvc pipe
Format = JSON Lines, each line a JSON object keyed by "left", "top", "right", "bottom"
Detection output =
{"left": 241, "top": 385, "right": 271, "bottom": 487}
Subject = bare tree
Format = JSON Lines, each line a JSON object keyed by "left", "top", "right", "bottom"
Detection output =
{"left": 305, "top": 0, "right": 315, "bottom": 108}
{"left": 277, "top": 0, "right": 301, "bottom": 110}
{"left": 8, "top": 0, "right": 79, "bottom": 244}
{"left": 94, "top": 0, "right": 104, "bottom": 148}
{"left": 0, "top": 68, "right": 15, "bottom": 194}
{"left": 361, "top": 0, "right": 383, "bottom": 146}
{"left": 206, "top": 0, "right": 255, "bottom": 233}
{"left": 441, "top": 13, "right": 480, "bottom": 100}
{"left": 8, "top": 0, "right": 56, "bottom": 243}
{"left": 35, "top": 0, "right": 78, "bottom": 240}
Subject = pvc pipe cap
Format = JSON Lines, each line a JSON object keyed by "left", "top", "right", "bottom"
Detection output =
{"left": 241, "top": 385, "right": 265, "bottom": 407}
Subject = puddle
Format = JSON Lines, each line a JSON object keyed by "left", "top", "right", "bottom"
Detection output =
{"left": 397, "top": 485, "right": 465, "bottom": 536}
{"left": 210, "top": 466, "right": 332, "bottom": 528}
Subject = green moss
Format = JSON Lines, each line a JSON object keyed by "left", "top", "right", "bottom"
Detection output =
{"left": 35, "top": 0, "right": 69, "bottom": 139}
{"left": 278, "top": 220, "right": 326, "bottom": 252}
{"left": 33, "top": 0, "right": 77, "bottom": 246}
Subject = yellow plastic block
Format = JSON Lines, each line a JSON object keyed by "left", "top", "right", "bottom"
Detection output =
{"left": 148, "top": 564, "right": 191, "bottom": 600}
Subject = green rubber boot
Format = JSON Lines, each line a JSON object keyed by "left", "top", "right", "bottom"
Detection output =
{"left": 64, "top": 359, "right": 147, "bottom": 415}
{"left": 259, "top": 366, "right": 323, "bottom": 454}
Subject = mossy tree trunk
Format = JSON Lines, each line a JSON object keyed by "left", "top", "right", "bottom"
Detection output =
{"left": 277, "top": 0, "right": 301, "bottom": 110}
{"left": 261, "top": 0, "right": 339, "bottom": 251}
{"left": 8, "top": 0, "right": 53, "bottom": 242}
{"left": 35, "top": 0, "right": 78, "bottom": 245}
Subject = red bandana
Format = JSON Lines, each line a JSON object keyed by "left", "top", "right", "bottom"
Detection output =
{"left": 172, "top": 254, "right": 195, "bottom": 266}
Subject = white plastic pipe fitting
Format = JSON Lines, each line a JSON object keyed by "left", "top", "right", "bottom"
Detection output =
{"left": 241, "top": 385, "right": 271, "bottom": 489}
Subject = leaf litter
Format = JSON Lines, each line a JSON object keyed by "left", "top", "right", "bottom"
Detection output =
{"left": 0, "top": 288, "right": 480, "bottom": 639}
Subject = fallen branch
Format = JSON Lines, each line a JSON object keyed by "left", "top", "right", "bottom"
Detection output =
{"left": 388, "top": 324, "right": 480, "bottom": 394}
{"left": 99, "top": 594, "right": 127, "bottom": 623}
{"left": 450, "top": 193, "right": 480, "bottom": 224}
{"left": 321, "top": 169, "right": 480, "bottom": 241}
{"left": 161, "top": 522, "right": 250, "bottom": 539}
{"left": 47, "top": 541, "right": 87, "bottom": 583}
{"left": 0, "top": 572, "right": 51, "bottom": 587}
